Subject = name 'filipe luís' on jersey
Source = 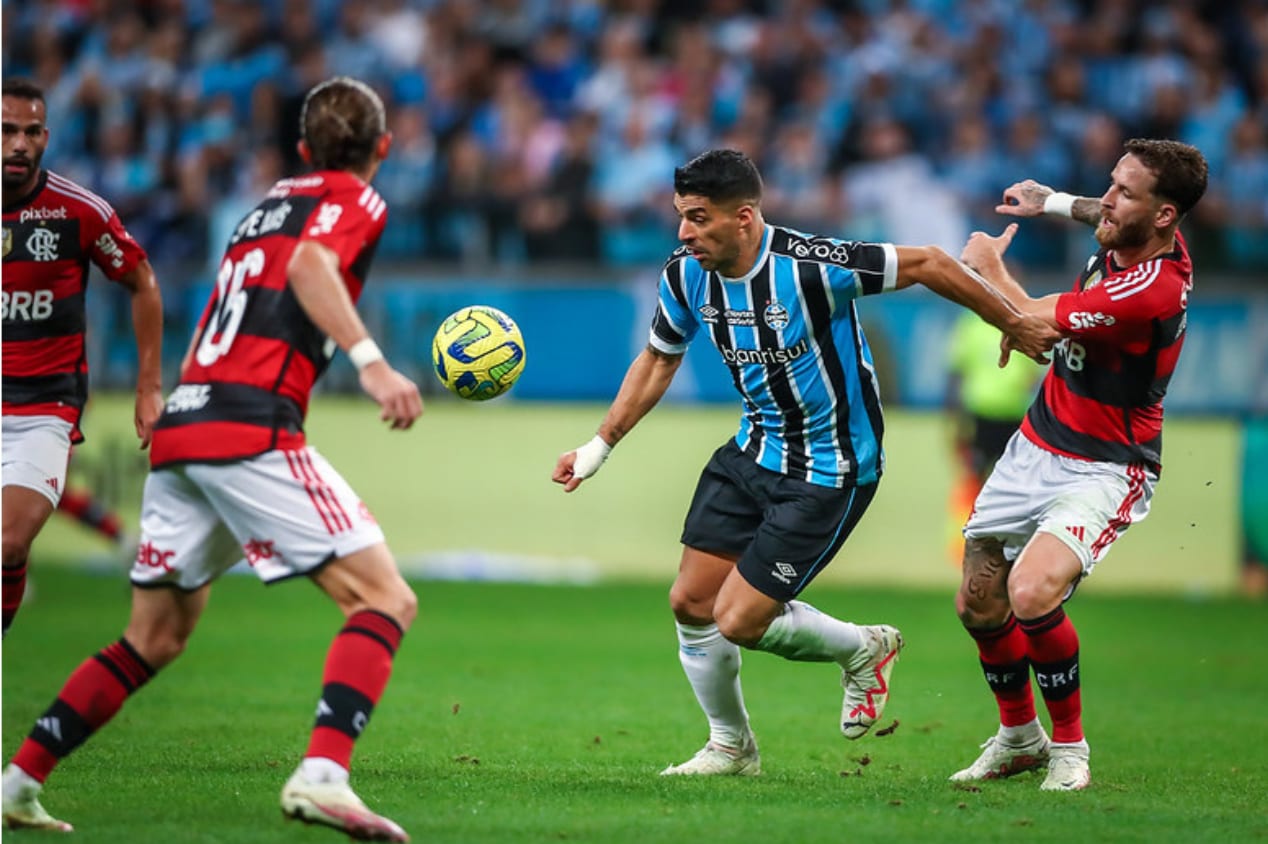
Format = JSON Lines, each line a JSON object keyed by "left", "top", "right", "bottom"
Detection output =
{"left": 651, "top": 225, "right": 899, "bottom": 488}
{"left": 149, "top": 171, "right": 387, "bottom": 469}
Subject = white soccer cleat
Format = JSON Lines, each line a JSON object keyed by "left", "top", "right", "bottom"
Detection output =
{"left": 840, "top": 625, "right": 903, "bottom": 739}
{"left": 1041, "top": 741, "right": 1091, "bottom": 791}
{"left": 2, "top": 765, "right": 72, "bottom": 833}
{"left": 660, "top": 735, "right": 761, "bottom": 777}
{"left": 949, "top": 728, "right": 1051, "bottom": 782}
{"left": 281, "top": 770, "right": 409, "bottom": 842}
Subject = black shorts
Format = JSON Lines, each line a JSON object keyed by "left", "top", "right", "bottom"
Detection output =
{"left": 680, "top": 440, "right": 878, "bottom": 602}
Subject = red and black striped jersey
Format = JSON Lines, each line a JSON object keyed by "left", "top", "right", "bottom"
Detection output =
{"left": 2, "top": 170, "right": 147, "bottom": 440}
{"left": 149, "top": 170, "right": 387, "bottom": 469}
{"left": 1021, "top": 231, "right": 1192, "bottom": 473}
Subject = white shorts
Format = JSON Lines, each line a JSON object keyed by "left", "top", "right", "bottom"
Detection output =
{"left": 1, "top": 415, "right": 73, "bottom": 507}
{"left": 964, "top": 431, "right": 1156, "bottom": 577}
{"left": 132, "top": 447, "right": 386, "bottom": 590}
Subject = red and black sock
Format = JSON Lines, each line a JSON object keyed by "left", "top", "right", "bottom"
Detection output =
{"left": 2, "top": 562, "right": 29, "bottom": 636}
{"left": 56, "top": 489, "right": 123, "bottom": 542}
{"left": 1018, "top": 606, "right": 1083, "bottom": 743}
{"left": 11, "top": 639, "right": 155, "bottom": 782}
{"left": 969, "top": 615, "right": 1036, "bottom": 727}
{"left": 306, "top": 610, "right": 404, "bottom": 769}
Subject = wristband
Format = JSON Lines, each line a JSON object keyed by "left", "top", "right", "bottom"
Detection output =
{"left": 348, "top": 338, "right": 385, "bottom": 370}
{"left": 1042, "top": 191, "right": 1076, "bottom": 218}
{"left": 572, "top": 434, "right": 613, "bottom": 480}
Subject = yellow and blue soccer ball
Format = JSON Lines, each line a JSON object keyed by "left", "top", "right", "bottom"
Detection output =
{"left": 431, "top": 305, "right": 526, "bottom": 401}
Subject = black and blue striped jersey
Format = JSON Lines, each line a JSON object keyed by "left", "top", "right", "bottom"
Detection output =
{"left": 651, "top": 225, "right": 898, "bottom": 488}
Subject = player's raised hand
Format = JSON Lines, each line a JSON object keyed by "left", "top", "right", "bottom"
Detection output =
{"left": 996, "top": 179, "right": 1055, "bottom": 217}
{"left": 960, "top": 223, "right": 1018, "bottom": 272}
{"left": 359, "top": 361, "right": 423, "bottom": 430}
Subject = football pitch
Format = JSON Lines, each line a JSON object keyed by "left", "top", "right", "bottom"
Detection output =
{"left": 3, "top": 395, "right": 1263, "bottom": 842}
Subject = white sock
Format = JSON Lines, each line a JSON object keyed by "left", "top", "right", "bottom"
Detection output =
{"left": 2, "top": 764, "right": 40, "bottom": 800}
{"left": 298, "top": 756, "right": 349, "bottom": 785}
{"left": 998, "top": 718, "right": 1045, "bottom": 745}
{"left": 675, "top": 622, "right": 751, "bottom": 749}
{"left": 755, "top": 600, "right": 864, "bottom": 664}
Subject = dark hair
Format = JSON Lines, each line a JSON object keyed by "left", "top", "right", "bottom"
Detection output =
{"left": 1, "top": 78, "right": 45, "bottom": 103}
{"left": 299, "top": 76, "right": 386, "bottom": 171}
{"left": 1123, "top": 138, "right": 1208, "bottom": 216}
{"left": 673, "top": 149, "right": 763, "bottom": 205}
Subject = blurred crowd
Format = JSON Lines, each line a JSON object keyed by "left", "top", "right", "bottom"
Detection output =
{"left": 4, "top": 0, "right": 1267, "bottom": 274}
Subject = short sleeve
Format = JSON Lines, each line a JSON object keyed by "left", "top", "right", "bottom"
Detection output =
{"left": 1055, "top": 260, "right": 1184, "bottom": 342}
{"left": 300, "top": 183, "right": 387, "bottom": 269}
{"left": 88, "top": 211, "right": 146, "bottom": 281}
{"left": 648, "top": 257, "right": 699, "bottom": 354}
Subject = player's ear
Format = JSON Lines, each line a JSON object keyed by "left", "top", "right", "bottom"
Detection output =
{"left": 375, "top": 131, "right": 393, "bottom": 161}
{"left": 297, "top": 139, "right": 312, "bottom": 165}
{"left": 1155, "top": 201, "right": 1178, "bottom": 230}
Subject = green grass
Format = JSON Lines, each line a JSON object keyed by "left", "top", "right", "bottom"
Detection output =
{"left": 3, "top": 569, "right": 1266, "bottom": 843}
{"left": 45, "top": 394, "right": 1240, "bottom": 594}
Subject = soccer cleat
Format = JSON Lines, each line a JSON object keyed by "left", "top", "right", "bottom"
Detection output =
{"left": 949, "top": 728, "right": 1051, "bottom": 782}
{"left": 1041, "top": 741, "right": 1091, "bottom": 791}
{"left": 281, "top": 771, "right": 409, "bottom": 842}
{"left": 2, "top": 766, "right": 72, "bottom": 833}
{"left": 660, "top": 735, "right": 761, "bottom": 777}
{"left": 840, "top": 625, "right": 903, "bottom": 739}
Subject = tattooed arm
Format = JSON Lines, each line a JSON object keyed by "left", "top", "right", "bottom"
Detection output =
{"left": 995, "top": 178, "right": 1101, "bottom": 228}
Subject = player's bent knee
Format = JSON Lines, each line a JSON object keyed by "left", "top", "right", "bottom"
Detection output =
{"left": 713, "top": 607, "right": 763, "bottom": 648}
{"left": 667, "top": 583, "right": 714, "bottom": 625}
{"left": 955, "top": 589, "right": 1009, "bottom": 629}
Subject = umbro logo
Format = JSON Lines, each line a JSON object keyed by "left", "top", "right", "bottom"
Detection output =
{"left": 773, "top": 562, "right": 797, "bottom": 585}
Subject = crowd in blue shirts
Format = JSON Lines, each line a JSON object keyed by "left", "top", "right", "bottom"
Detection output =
{"left": 4, "top": 0, "right": 1266, "bottom": 273}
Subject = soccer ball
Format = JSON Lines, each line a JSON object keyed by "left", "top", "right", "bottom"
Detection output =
{"left": 431, "top": 305, "right": 526, "bottom": 401}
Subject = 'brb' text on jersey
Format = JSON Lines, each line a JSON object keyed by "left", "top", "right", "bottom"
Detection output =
{"left": 651, "top": 225, "right": 899, "bottom": 488}
{"left": 149, "top": 171, "right": 387, "bottom": 469}
{"left": 2, "top": 170, "right": 148, "bottom": 440}
{"left": 1022, "top": 231, "right": 1193, "bottom": 474}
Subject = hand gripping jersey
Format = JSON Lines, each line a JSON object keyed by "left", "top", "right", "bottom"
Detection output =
{"left": 2, "top": 170, "right": 148, "bottom": 440}
{"left": 651, "top": 225, "right": 898, "bottom": 488}
{"left": 149, "top": 171, "right": 387, "bottom": 469}
{"left": 1021, "top": 231, "right": 1193, "bottom": 474}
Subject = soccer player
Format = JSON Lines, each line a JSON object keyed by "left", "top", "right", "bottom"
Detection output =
{"left": 552, "top": 149, "right": 1059, "bottom": 776}
{"left": 1, "top": 77, "right": 423, "bottom": 841}
{"left": 1, "top": 78, "right": 164, "bottom": 637}
{"left": 948, "top": 139, "right": 1208, "bottom": 791}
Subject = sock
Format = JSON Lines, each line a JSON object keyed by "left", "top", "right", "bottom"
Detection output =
{"left": 305, "top": 610, "right": 404, "bottom": 769}
{"left": 754, "top": 600, "right": 864, "bottom": 664}
{"left": 2, "top": 562, "right": 28, "bottom": 636}
{"left": 969, "top": 615, "right": 1037, "bottom": 728}
{"left": 1018, "top": 607, "right": 1083, "bottom": 743}
{"left": 56, "top": 489, "right": 122, "bottom": 541}
{"left": 11, "top": 639, "right": 155, "bottom": 782}
{"left": 674, "top": 622, "right": 751, "bottom": 749}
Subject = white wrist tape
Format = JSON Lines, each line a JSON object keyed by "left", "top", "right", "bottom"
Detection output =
{"left": 1043, "top": 191, "right": 1076, "bottom": 218}
{"left": 572, "top": 434, "right": 613, "bottom": 480}
{"left": 348, "top": 338, "right": 385, "bottom": 370}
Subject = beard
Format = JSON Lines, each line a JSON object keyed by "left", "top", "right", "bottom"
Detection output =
{"left": 1, "top": 154, "right": 39, "bottom": 190}
{"left": 1094, "top": 214, "right": 1151, "bottom": 250}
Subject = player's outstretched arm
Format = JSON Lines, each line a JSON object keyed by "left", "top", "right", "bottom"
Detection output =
{"left": 287, "top": 241, "right": 422, "bottom": 430}
{"left": 892, "top": 244, "right": 1060, "bottom": 362}
{"left": 553, "top": 346, "right": 683, "bottom": 492}
{"left": 996, "top": 178, "right": 1101, "bottom": 227}
{"left": 119, "top": 258, "right": 165, "bottom": 448}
